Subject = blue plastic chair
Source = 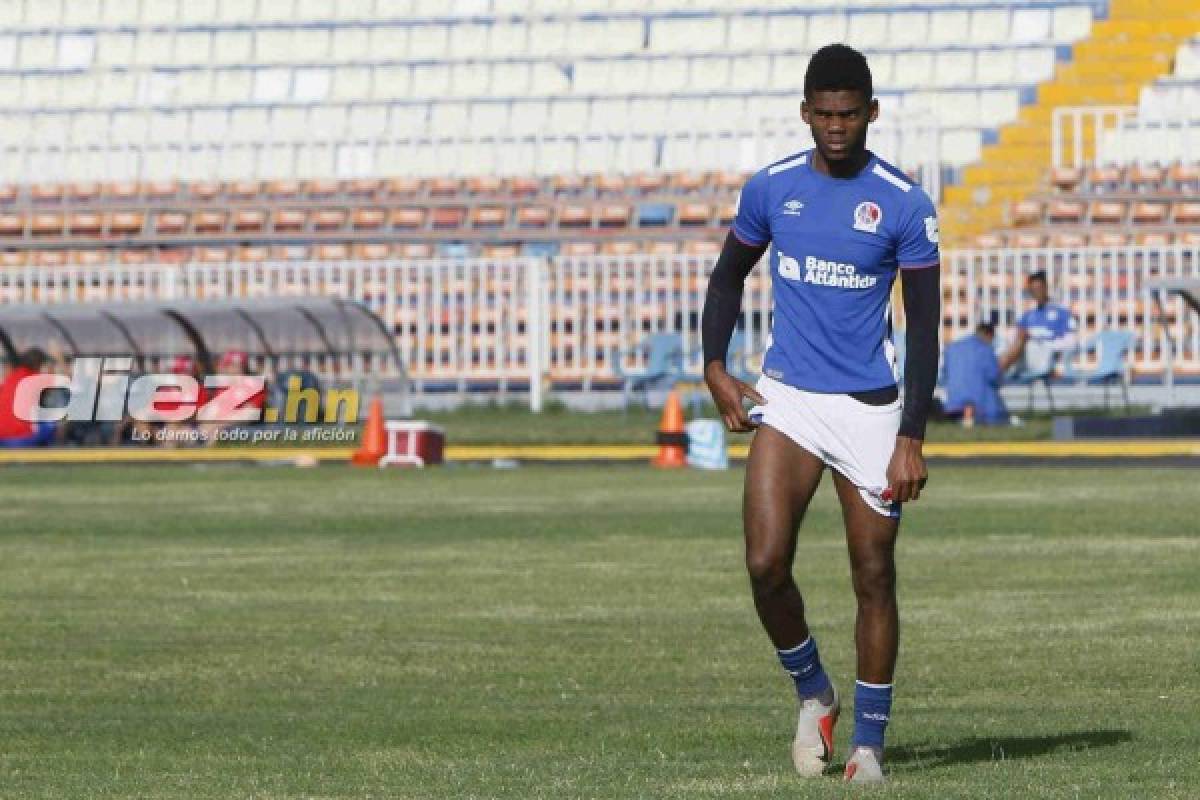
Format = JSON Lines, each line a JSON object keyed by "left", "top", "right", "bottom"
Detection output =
{"left": 609, "top": 332, "right": 684, "bottom": 408}
{"left": 1065, "top": 330, "right": 1135, "bottom": 410}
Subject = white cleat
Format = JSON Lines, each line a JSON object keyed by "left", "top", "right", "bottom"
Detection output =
{"left": 843, "top": 746, "right": 885, "bottom": 784}
{"left": 791, "top": 687, "right": 839, "bottom": 777}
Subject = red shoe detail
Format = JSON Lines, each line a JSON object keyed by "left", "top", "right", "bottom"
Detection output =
{"left": 844, "top": 762, "right": 858, "bottom": 781}
{"left": 818, "top": 713, "right": 837, "bottom": 760}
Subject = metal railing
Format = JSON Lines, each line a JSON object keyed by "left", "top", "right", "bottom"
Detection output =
{"left": 1, "top": 246, "right": 1197, "bottom": 407}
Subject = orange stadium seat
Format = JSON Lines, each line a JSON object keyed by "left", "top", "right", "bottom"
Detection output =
{"left": 1174, "top": 202, "right": 1200, "bottom": 224}
{"left": 1136, "top": 231, "right": 1171, "bottom": 246}
{"left": 0, "top": 185, "right": 17, "bottom": 204}
{"left": 195, "top": 246, "right": 230, "bottom": 263}
{"left": 346, "top": 179, "right": 383, "bottom": 199}
{"left": 32, "top": 183, "right": 64, "bottom": 203}
{"left": 595, "top": 174, "right": 627, "bottom": 195}
{"left": 467, "top": 176, "right": 503, "bottom": 196}
{"left": 714, "top": 171, "right": 747, "bottom": 193}
{"left": 385, "top": 177, "right": 421, "bottom": 198}
{"left": 481, "top": 243, "right": 520, "bottom": 258}
{"left": 238, "top": 246, "right": 270, "bottom": 263}
{"left": 68, "top": 182, "right": 101, "bottom": 203}
{"left": 1179, "top": 231, "right": 1200, "bottom": 246}
{"left": 430, "top": 207, "right": 466, "bottom": 229}
{"left": 509, "top": 177, "right": 541, "bottom": 198}
{"left": 353, "top": 208, "right": 387, "bottom": 231}
{"left": 1128, "top": 164, "right": 1165, "bottom": 193}
{"left": 306, "top": 179, "right": 341, "bottom": 199}
{"left": 1013, "top": 232, "right": 1046, "bottom": 248}
{"left": 598, "top": 203, "right": 631, "bottom": 228}
{"left": 671, "top": 172, "right": 707, "bottom": 193}
{"left": 1050, "top": 231, "right": 1087, "bottom": 248}
{"left": 1090, "top": 231, "right": 1128, "bottom": 247}
{"left": 188, "top": 181, "right": 222, "bottom": 202}
{"left": 553, "top": 175, "right": 586, "bottom": 195}
{"left": 601, "top": 240, "right": 640, "bottom": 255}
{"left": 315, "top": 243, "right": 350, "bottom": 260}
{"left": 684, "top": 240, "right": 721, "bottom": 255}
{"left": 1050, "top": 167, "right": 1083, "bottom": 192}
{"left": 228, "top": 181, "right": 261, "bottom": 201}
{"left": 67, "top": 212, "right": 103, "bottom": 235}
{"left": 35, "top": 250, "right": 67, "bottom": 266}
{"left": 145, "top": 181, "right": 179, "bottom": 201}
{"left": 0, "top": 213, "right": 22, "bottom": 236}
{"left": 312, "top": 208, "right": 348, "bottom": 231}
{"left": 1089, "top": 201, "right": 1126, "bottom": 225}
{"left": 193, "top": 210, "right": 227, "bottom": 233}
{"left": 1047, "top": 200, "right": 1085, "bottom": 224}
{"left": 271, "top": 245, "right": 311, "bottom": 261}
{"left": 517, "top": 206, "right": 551, "bottom": 228}
{"left": 392, "top": 208, "right": 426, "bottom": 230}
{"left": 232, "top": 209, "right": 267, "bottom": 233}
{"left": 1011, "top": 200, "right": 1043, "bottom": 226}
{"left": 1168, "top": 163, "right": 1199, "bottom": 192}
{"left": 397, "top": 242, "right": 433, "bottom": 259}
{"left": 679, "top": 202, "right": 713, "bottom": 226}
{"left": 266, "top": 180, "right": 302, "bottom": 199}
{"left": 561, "top": 241, "right": 598, "bottom": 256}
{"left": 272, "top": 209, "right": 308, "bottom": 233}
{"left": 1087, "top": 166, "right": 1123, "bottom": 192}
{"left": 1130, "top": 202, "right": 1167, "bottom": 225}
{"left": 31, "top": 212, "right": 64, "bottom": 235}
{"left": 118, "top": 248, "right": 150, "bottom": 264}
{"left": 634, "top": 173, "right": 667, "bottom": 194}
{"left": 973, "top": 233, "right": 1005, "bottom": 248}
{"left": 0, "top": 250, "right": 26, "bottom": 266}
{"left": 71, "top": 249, "right": 108, "bottom": 266}
{"left": 471, "top": 206, "right": 507, "bottom": 228}
{"left": 154, "top": 211, "right": 189, "bottom": 235}
{"left": 558, "top": 205, "right": 592, "bottom": 228}
{"left": 353, "top": 242, "right": 391, "bottom": 260}
{"left": 428, "top": 178, "right": 461, "bottom": 197}
{"left": 106, "top": 181, "right": 140, "bottom": 202}
{"left": 647, "top": 241, "right": 680, "bottom": 254}
{"left": 717, "top": 203, "right": 736, "bottom": 225}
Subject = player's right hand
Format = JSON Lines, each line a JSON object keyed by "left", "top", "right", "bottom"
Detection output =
{"left": 704, "top": 362, "right": 765, "bottom": 433}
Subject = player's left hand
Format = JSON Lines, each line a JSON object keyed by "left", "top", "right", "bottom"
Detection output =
{"left": 884, "top": 435, "right": 928, "bottom": 504}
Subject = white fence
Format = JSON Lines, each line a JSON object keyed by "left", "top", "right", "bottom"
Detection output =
{"left": 1051, "top": 105, "right": 1200, "bottom": 169}
{"left": 1, "top": 247, "right": 1198, "bottom": 407}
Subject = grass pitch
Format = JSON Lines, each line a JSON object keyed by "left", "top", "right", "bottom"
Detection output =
{"left": 0, "top": 463, "right": 1196, "bottom": 799}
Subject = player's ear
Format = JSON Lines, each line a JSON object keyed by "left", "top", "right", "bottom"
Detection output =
{"left": 801, "top": 98, "right": 812, "bottom": 124}
{"left": 867, "top": 97, "right": 879, "bottom": 124}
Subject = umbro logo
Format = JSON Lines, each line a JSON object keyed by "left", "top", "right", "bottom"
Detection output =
{"left": 782, "top": 200, "right": 805, "bottom": 216}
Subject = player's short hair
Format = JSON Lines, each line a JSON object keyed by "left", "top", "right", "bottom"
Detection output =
{"left": 21, "top": 347, "right": 47, "bottom": 371}
{"left": 1027, "top": 270, "right": 1048, "bottom": 284}
{"left": 804, "top": 44, "right": 873, "bottom": 101}
{"left": 976, "top": 322, "right": 996, "bottom": 338}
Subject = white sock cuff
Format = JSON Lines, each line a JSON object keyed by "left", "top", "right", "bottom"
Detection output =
{"left": 777, "top": 637, "right": 813, "bottom": 655}
{"left": 855, "top": 680, "right": 893, "bottom": 690}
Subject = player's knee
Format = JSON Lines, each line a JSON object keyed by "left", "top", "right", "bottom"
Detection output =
{"left": 745, "top": 550, "right": 792, "bottom": 597}
{"left": 851, "top": 556, "right": 895, "bottom": 606}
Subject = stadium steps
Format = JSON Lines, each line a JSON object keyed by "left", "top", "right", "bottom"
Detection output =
{"left": 939, "top": 0, "right": 1200, "bottom": 245}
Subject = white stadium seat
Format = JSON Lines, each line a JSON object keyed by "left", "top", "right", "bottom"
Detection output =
{"left": 728, "top": 16, "right": 766, "bottom": 51}
{"left": 807, "top": 15, "right": 848, "bottom": 50}
{"left": 1053, "top": 6, "right": 1093, "bottom": 43}
{"left": 928, "top": 10, "right": 969, "bottom": 46}
{"left": 976, "top": 49, "right": 1016, "bottom": 86}
{"left": 649, "top": 58, "right": 690, "bottom": 93}
{"left": 765, "top": 16, "right": 808, "bottom": 52}
{"left": 847, "top": 14, "right": 889, "bottom": 50}
{"left": 492, "top": 62, "right": 532, "bottom": 96}
{"left": 692, "top": 56, "right": 731, "bottom": 91}
{"left": 969, "top": 10, "right": 1011, "bottom": 46}
{"left": 891, "top": 52, "right": 934, "bottom": 90}
{"left": 933, "top": 51, "right": 975, "bottom": 89}
{"left": 1010, "top": 9, "right": 1053, "bottom": 43}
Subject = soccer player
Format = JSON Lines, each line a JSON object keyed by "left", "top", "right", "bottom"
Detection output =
{"left": 998, "top": 270, "right": 1079, "bottom": 375}
{"left": 700, "top": 44, "right": 941, "bottom": 784}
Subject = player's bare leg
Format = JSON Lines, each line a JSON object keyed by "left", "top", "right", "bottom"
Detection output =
{"left": 743, "top": 424, "right": 825, "bottom": 647}
{"left": 743, "top": 424, "right": 839, "bottom": 776}
{"left": 832, "top": 470, "right": 900, "bottom": 783}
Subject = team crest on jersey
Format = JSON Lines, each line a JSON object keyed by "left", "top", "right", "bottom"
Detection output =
{"left": 853, "top": 201, "right": 882, "bottom": 233}
{"left": 782, "top": 199, "right": 805, "bottom": 216}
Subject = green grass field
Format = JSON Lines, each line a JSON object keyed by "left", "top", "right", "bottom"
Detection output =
{"left": 0, "top": 463, "right": 1197, "bottom": 799}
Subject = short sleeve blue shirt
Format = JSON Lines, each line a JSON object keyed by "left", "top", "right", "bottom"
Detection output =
{"left": 732, "top": 149, "right": 940, "bottom": 393}
{"left": 1018, "top": 303, "right": 1077, "bottom": 343}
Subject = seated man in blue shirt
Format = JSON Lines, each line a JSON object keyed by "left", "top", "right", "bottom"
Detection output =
{"left": 942, "top": 323, "right": 1008, "bottom": 425}
{"left": 998, "top": 270, "right": 1078, "bottom": 376}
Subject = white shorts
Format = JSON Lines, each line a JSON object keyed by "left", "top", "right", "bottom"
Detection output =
{"left": 748, "top": 375, "right": 902, "bottom": 518}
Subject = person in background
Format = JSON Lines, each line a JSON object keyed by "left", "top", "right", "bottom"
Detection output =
{"left": 0, "top": 348, "right": 59, "bottom": 447}
{"left": 998, "top": 270, "right": 1079, "bottom": 376}
{"left": 941, "top": 322, "right": 1009, "bottom": 426}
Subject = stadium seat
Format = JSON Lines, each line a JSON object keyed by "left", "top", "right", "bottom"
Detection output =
{"left": 194, "top": 211, "right": 227, "bottom": 234}
{"left": 68, "top": 212, "right": 103, "bottom": 235}
{"left": 1011, "top": 200, "right": 1043, "bottom": 226}
{"left": 558, "top": 205, "right": 592, "bottom": 228}
{"left": 471, "top": 206, "right": 508, "bottom": 229}
{"left": 1089, "top": 201, "right": 1126, "bottom": 225}
{"left": 1048, "top": 200, "right": 1085, "bottom": 224}
{"left": 233, "top": 209, "right": 268, "bottom": 233}
{"left": 430, "top": 207, "right": 467, "bottom": 230}
{"left": 1128, "top": 164, "right": 1165, "bottom": 193}
{"left": 272, "top": 209, "right": 308, "bottom": 233}
{"left": 312, "top": 209, "right": 348, "bottom": 231}
{"left": 517, "top": 206, "right": 551, "bottom": 228}
{"left": 31, "top": 212, "right": 65, "bottom": 236}
{"left": 1087, "top": 166, "right": 1124, "bottom": 193}
{"left": 561, "top": 241, "right": 598, "bottom": 256}
{"left": 392, "top": 208, "right": 427, "bottom": 230}
{"left": 1051, "top": 166, "right": 1083, "bottom": 192}
{"left": 1175, "top": 202, "right": 1200, "bottom": 224}
{"left": 1131, "top": 202, "right": 1167, "bottom": 225}
{"left": 597, "top": 203, "right": 630, "bottom": 228}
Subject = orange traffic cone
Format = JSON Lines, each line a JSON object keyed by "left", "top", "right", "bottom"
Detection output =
{"left": 351, "top": 395, "right": 387, "bottom": 467}
{"left": 652, "top": 389, "right": 688, "bottom": 469}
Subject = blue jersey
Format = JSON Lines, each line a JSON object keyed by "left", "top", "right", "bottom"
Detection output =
{"left": 1018, "top": 303, "right": 1076, "bottom": 343}
{"left": 733, "top": 149, "right": 940, "bottom": 394}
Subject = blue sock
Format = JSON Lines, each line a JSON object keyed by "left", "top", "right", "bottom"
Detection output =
{"left": 852, "top": 680, "right": 893, "bottom": 751}
{"left": 776, "top": 637, "right": 832, "bottom": 700}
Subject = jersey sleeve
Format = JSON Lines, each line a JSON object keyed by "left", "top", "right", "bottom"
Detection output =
{"left": 896, "top": 189, "right": 940, "bottom": 269}
{"left": 1017, "top": 309, "right": 1035, "bottom": 331}
{"left": 731, "top": 169, "right": 770, "bottom": 247}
